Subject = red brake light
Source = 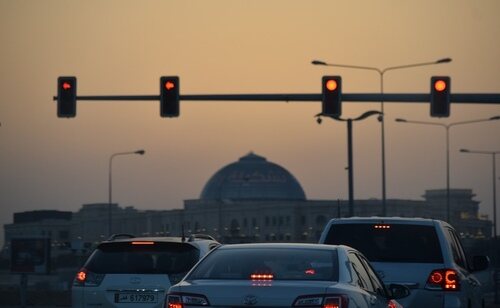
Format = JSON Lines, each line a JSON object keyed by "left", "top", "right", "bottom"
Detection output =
{"left": 374, "top": 224, "right": 391, "bottom": 229}
{"left": 305, "top": 269, "right": 316, "bottom": 275}
{"left": 131, "top": 241, "right": 155, "bottom": 245}
{"left": 323, "top": 297, "right": 341, "bottom": 308}
{"left": 444, "top": 270, "right": 459, "bottom": 290}
{"left": 426, "top": 269, "right": 460, "bottom": 291}
{"left": 76, "top": 270, "right": 86, "bottom": 282}
{"left": 250, "top": 273, "right": 274, "bottom": 280}
{"left": 73, "top": 268, "right": 104, "bottom": 287}
{"left": 293, "top": 295, "right": 348, "bottom": 308}
{"left": 429, "top": 271, "right": 443, "bottom": 284}
{"left": 387, "top": 299, "right": 398, "bottom": 308}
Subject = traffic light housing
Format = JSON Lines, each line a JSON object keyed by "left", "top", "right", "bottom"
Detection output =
{"left": 430, "top": 76, "right": 450, "bottom": 117}
{"left": 160, "top": 76, "right": 179, "bottom": 117}
{"left": 322, "top": 76, "right": 342, "bottom": 117}
{"left": 57, "top": 76, "right": 77, "bottom": 118}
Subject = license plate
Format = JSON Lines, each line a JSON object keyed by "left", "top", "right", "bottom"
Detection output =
{"left": 115, "top": 292, "right": 158, "bottom": 303}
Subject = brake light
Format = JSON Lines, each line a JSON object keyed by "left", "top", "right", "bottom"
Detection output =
{"left": 166, "top": 293, "right": 209, "bottom": 308}
{"left": 293, "top": 295, "right": 348, "bottom": 308}
{"left": 374, "top": 224, "right": 391, "bottom": 229}
{"left": 131, "top": 241, "right": 155, "bottom": 245}
{"left": 250, "top": 273, "right": 274, "bottom": 280}
{"left": 166, "top": 295, "right": 183, "bottom": 308}
{"left": 426, "top": 269, "right": 460, "bottom": 291}
{"left": 387, "top": 299, "right": 398, "bottom": 308}
{"left": 72, "top": 268, "right": 105, "bottom": 287}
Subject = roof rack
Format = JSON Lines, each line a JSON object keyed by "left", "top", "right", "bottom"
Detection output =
{"left": 188, "top": 234, "right": 216, "bottom": 242}
{"left": 106, "top": 233, "right": 135, "bottom": 241}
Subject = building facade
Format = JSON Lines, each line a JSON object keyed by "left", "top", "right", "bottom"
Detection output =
{"left": 2, "top": 152, "right": 492, "bottom": 255}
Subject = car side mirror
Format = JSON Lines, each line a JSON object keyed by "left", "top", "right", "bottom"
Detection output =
{"left": 472, "top": 255, "right": 490, "bottom": 272}
{"left": 387, "top": 283, "right": 410, "bottom": 299}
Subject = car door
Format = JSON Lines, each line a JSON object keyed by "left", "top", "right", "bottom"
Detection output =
{"left": 348, "top": 252, "right": 387, "bottom": 308}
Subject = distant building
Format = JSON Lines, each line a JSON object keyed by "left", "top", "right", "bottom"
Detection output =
{"left": 2, "top": 152, "right": 492, "bottom": 255}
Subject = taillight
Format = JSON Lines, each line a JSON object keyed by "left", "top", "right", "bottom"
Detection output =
{"left": 293, "top": 295, "right": 348, "bottom": 308}
{"left": 425, "top": 269, "right": 460, "bottom": 291}
{"left": 72, "top": 268, "right": 105, "bottom": 287}
{"left": 387, "top": 299, "right": 398, "bottom": 308}
{"left": 166, "top": 293, "right": 209, "bottom": 308}
{"left": 166, "top": 295, "right": 183, "bottom": 308}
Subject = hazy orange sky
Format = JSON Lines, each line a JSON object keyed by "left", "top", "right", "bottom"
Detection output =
{"left": 1, "top": 1, "right": 500, "bottom": 245}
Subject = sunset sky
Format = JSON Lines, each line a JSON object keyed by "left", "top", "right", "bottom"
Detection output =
{"left": 1, "top": 0, "right": 500, "bottom": 245}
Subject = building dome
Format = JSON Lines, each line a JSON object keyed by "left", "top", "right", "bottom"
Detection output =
{"left": 200, "top": 152, "right": 306, "bottom": 201}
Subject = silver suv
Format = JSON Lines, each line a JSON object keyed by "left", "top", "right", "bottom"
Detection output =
{"left": 72, "top": 234, "right": 219, "bottom": 308}
{"left": 319, "top": 217, "right": 489, "bottom": 308}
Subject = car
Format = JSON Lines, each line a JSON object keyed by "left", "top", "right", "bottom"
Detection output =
{"left": 319, "top": 217, "right": 490, "bottom": 308}
{"left": 166, "top": 243, "right": 409, "bottom": 308}
{"left": 72, "top": 233, "right": 219, "bottom": 308}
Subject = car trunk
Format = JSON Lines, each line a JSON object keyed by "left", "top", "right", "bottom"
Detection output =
{"left": 179, "top": 279, "right": 335, "bottom": 307}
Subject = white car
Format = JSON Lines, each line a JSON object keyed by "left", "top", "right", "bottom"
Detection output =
{"left": 72, "top": 234, "right": 219, "bottom": 308}
{"left": 319, "top": 217, "right": 490, "bottom": 308}
{"left": 166, "top": 243, "right": 409, "bottom": 308}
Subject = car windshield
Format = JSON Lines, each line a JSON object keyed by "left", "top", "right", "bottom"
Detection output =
{"left": 188, "top": 247, "right": 339, "bottom": 281}
{"left": 84, "top": 241, "right": 199, "bottom": 274}
{"left": 324, "top": 223, "right": 443, "bottom": 263}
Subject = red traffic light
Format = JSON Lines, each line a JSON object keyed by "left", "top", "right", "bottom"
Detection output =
{"left": 325, "top": 79, "right": 338, "bottom": 91}
{"left": 57, "top": 76, "right": 77, "bottom": 118}
{"left": 160, "top": 76, "right": 180, "bottom": 117}
{"left": 321, "top": 76, "right": 342, "bottom": 117}
{"left": 430, "top": 76, "right": 450, "bottom": 117}
{"left": 62, "top": 82, "right": 72, "bottom": 90}
{"left": 164, "top": 81, "right": 175, "bottom": 91}
{"left": 434, "top": 79, "right": 447, "bottom": 92}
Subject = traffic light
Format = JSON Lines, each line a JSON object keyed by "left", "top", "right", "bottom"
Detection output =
{"left": 160, "top": 76, "right": 179, "bottom": 117}
{"left": 57, "top": 76, "right": 77, "bottom": 118}
{"left": 430, "top": 76, "right": 451, "bottom": 117}
{"left": 322, "top": 76, "right": 342, "bottom": 117}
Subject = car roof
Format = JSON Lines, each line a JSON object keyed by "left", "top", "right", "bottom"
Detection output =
{"left": 99, "top": 233, "right": 218, "bottom": 245}
{"left": 216, "top": 242, "right": 344, "bottom": 251}
{"left": 327, "top": 216, "right": 450, "bottom": 227}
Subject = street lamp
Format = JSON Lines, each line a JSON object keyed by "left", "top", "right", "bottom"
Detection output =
{"left": 395, "top": 116, "right": 500, "bottom": 224}
{"left": 316, "top": 110, "right": 382, "bottom": 217}
{"left": 460, "top": 149, "right": 500, "bottom": 238}
{"left": 108, "top": 149, "right": 145, "bottom": 236}
{"left": 312, "top": 57, "right": 452, "bottom": 216}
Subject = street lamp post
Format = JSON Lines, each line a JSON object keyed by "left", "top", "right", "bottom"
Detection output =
{"left": 395, "top": 116, "right": 500, "bottom": 224}
{"left": 460, "top": 149, "right": 500, "bottom": 238}
{"left": 108, "top": 149, "right": 145, "bottom": 236}
{"left": 312, "top": 58, "right": 452, "bottom": 216}
{"left": 316, "top": 110, "right": 382, "bottom": 217}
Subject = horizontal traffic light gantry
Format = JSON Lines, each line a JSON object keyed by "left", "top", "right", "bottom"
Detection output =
{"left": 54, "top": 75, "right": 500, "bottom": 119}
{"left": 57, "top": 76, "right": 77, "bottom": 118}
{"left": 430, "top": 76, "right": 451, "bottom": 118}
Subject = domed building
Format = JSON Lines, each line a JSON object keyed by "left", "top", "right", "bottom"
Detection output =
{"left": 179, "top": 152, "right": 334, "bottom": 243}
{"left": 200, "top": 152, "right": 306, "bottom": 201}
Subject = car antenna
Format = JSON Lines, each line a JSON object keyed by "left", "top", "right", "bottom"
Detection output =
{"left": 181, "top": 224, "right": 186, "bottom": 242}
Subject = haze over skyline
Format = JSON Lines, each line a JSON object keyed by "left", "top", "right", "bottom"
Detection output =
{"left": 1, "top": 1, "right": 500, "bottom": 245}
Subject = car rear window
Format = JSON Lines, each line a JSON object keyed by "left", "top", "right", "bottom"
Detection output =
{"left": 188, "top": 247, "right": 339, "bottom": 281}
{"left": 84, "top": 241, "right": 200, "bottom": 274}
{"left": 324, "top": 223, "right": 443, "bottom": 263}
